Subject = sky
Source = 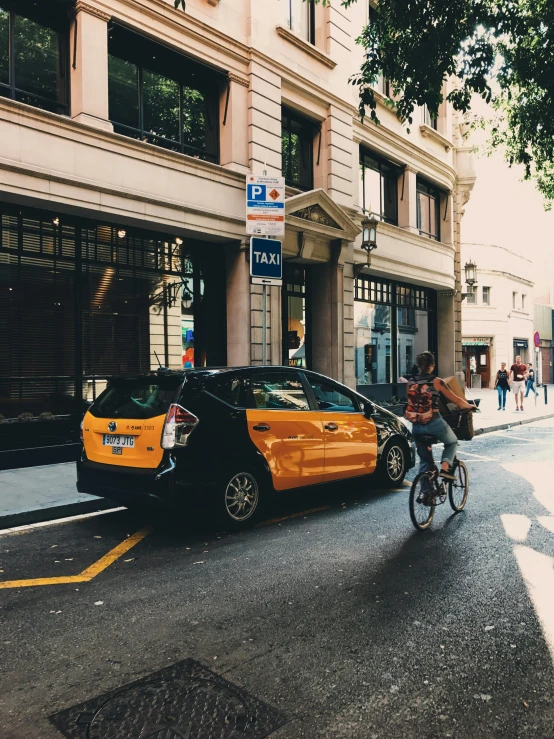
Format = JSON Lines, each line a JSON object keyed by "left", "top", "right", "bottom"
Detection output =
{"left": 461, "top": 131, "right": 554, "bottom": 282}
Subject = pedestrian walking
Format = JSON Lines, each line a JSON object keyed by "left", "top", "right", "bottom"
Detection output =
{"left": 510, "top": 355, "right": 528, "bottom": 411}
{"left": 524, "top": 363, "right": 539, "bottom": 398}
{"left": 494, "top": 362, "right": 510, "bottom": 411}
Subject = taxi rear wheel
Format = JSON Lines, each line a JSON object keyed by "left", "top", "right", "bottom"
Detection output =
{"left": 216, "top": 467, "right": 265, "bottom": 529}
{"left": 377, "top": 440, "right": 407, "bottom": 488}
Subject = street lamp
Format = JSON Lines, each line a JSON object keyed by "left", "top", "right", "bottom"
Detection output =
{"left": 354, "top": 215, "right": 378, "bottom": 276}
{"left": 464, "top": 259, "right": 477, "bottom": 287}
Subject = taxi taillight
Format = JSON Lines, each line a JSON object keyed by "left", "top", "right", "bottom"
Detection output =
{"left": 161, "top": 404, "right": 199, "bottom": 450}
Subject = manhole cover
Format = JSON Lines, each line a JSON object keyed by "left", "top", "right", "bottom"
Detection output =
{"left": 50, "top": 660, "right": 287, "bottom": 739}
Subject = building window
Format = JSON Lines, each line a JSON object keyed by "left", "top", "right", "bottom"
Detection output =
{"left": 282, "top": 265, "right": 310, "bottom": 367}
{"left": 522, "top": 294, "right": 526, "bottom": 311}
{"left": 108, "top": 24, "right": 221, "bottom": 163}
{"left": 482, "top": 286, "right": 490, "bottom": 305}
{"left": 0, "top": 1, "right": 68, "bottom": 114}
{"left": 416, "top": 178, "right": 441, "bottom": 240}
{"left": 359, "top": 149, "right": 398, "bottom": 225}
{"left": 368, "top": 6, "right": 390, "bottom": 96}
{"left": 466, "top": 287, "right": 476, "bottom": 305}
{"left": 513, "top": 291, "right": 518, "bottom": 309}
{"left": 286, "top": 0, "right": 315, "bottom": 43}
{"left": 282, "top": 107, "right": 317, "bottom": 191}
{"left": 422, "top": 105, "right": 438, "bottom": 130}
{"left": 354, "top": 276, "right": 436, "bottom": 385}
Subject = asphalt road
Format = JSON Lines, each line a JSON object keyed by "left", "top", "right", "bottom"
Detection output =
{"left": 1, "top": 419, "right": 554, "bottom": 738}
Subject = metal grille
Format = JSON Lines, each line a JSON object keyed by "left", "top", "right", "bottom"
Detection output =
{"left": 0, "top": 204, "right": 184, "bottom": 442}
{"left": 49, "top": 659, "right": 288, "bottom": 739}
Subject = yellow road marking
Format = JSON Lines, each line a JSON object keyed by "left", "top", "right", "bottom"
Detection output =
{"left": 0, "top": 527, "right": 151, "bottom": 590}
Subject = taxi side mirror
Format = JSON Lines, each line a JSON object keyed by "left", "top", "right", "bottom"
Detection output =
{"left": 363, "top": 400, "right": 374, "bottom": 418}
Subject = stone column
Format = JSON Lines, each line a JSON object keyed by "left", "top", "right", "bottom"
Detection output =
{"left": 310, "top": 241, "right": 348, "bottom": 382}
{"left": 226, "top": 241, "right": 251, "bottom": 366}
{"left": 220, "top": 74, "right": 250, "bottom": 173}
{"left": 397, "top": 166, "right": 418, "bottom": 234}
{"left": 70, "top": 2, "right": 113, "bottom": 132}
{"left": 437, "top": 292, "right": 456, "bottom": 377}
{"left": 248, "top": 61, "right": 281, "bottom": 175}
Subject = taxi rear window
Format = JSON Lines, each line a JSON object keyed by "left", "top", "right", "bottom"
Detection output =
{"left": 89, "top": 377, "right": 182, "bottom": 419}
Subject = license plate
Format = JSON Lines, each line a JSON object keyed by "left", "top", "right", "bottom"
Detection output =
{"left": 102, "top": 434, "right": 135, "bottom": 447}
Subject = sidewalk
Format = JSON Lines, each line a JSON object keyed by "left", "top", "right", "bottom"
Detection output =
{"left": 0, "top": 462, "right": 113, "bottom": 529}
{"left": 1, "top": 388, "right": 553, "bottom": 529}
{"left": 470, "top": 386, "right": 554, "bottom": 435}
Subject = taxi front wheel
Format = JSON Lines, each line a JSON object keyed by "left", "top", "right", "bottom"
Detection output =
{"left": 377, "top": 440, "right": 407, "bottom": 488}
{"left": 216, "top": 467, "right": 265, "bottom": 529}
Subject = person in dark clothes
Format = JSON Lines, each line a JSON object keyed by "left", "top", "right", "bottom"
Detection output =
{"left": 494, "top": 362, "right": 510, "bottom": 410}
{"left": 525, "top": 363, "right": 539, "bottom": 398}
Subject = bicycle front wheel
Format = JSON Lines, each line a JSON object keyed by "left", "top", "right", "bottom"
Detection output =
{"left": 448, "top": 460, "right": 469, "bottom": 512}
{"left": 409, "top": 472, "right": 436, "bottom": 531}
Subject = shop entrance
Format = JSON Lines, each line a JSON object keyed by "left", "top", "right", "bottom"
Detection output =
{"left": 282, "top": 264, "right": 311, "bottom": 368}
{"left": 462, "top": 343, "right": 490, "bottom": 388}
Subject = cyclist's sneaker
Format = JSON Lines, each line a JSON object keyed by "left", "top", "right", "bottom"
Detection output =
{"left": 439, "top": 467, "right": 456, "bottom": 481}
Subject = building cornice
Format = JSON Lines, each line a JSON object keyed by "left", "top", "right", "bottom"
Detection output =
{"left": 105, "top": 0, "right": 250, "bottom": 69}
{"left": 74, "top": 1, "right": 111, "bottom": 21}
{"left": 0, "top": 96, "right": 245, "bottom": 188}
{"left": 419, "top": 123, "right": 453, "bottom": 152}
{"left": 229, "top": 72, "right": 249, "bottom": 88}
{"left": 275, "top": 25, "right": 337, "bottom": 69}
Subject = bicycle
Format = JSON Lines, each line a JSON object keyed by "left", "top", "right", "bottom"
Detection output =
{"left": 409, "top": 434, "right": 469, "bottom": 531}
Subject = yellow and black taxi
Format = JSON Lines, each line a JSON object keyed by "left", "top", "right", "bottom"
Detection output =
{"left": 77, "top": 366, "right": 415, "bottom": 527}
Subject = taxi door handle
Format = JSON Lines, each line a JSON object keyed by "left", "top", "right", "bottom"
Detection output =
{"left": 253, "top": 424, "right": 271, "bottom": 432}
{"left": 324, "top": 423, "right": 338, "bottom": 431}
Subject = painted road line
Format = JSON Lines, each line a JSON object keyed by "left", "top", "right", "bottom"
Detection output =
{"left": 0, "top": 527, "right": 151, "bottom": 590}
{"left": 0, "top": 507, "right": 126, "bottom": 537}
{"left": 456, "top": 451, "right": 497, "bottom": 461}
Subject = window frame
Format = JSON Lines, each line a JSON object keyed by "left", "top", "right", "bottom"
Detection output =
{"left": 107, "top": 24, "right": 222, "bottom": 164}
{"left": 281, "top": 106, "right": 317, "bottom": 191}
{"left": 416, "top": 178, "right": 441, "bottom": 241}
{"left": 303, "top": 372, "right": 362, "bottom": 413}
{"left": 482, "top": 286, "right": 490, "bottom": 305}
{"left": 466, "top": 286, "right": 476, "bottom": 305}
{"left": 247, "top": 368, "right": 312, "bottom": 412}
{"left": 359, "top": 148, "right": 399, "bottom": 225}
{"left": 422, "top": 105, "right": 438, "bottom": 130}
{"left": 287, "top": 0, "right": 316, "bottom": 44}
{"left": 0, "top": 1, "right": 69, "bottom": 115}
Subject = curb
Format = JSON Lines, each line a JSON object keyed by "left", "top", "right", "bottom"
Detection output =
{"left": 0, "top": 497, "right": 113, "bottom": 531}
{"left": 475, "top": 412, "right": 554, "bottom": 436}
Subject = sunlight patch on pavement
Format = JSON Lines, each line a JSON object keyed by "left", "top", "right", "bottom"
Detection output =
{"left": 514, "top": 546, "right": 554, "bottom": 664}
{"left": 501, "top": 514, "right": 531, "bottom": 542}
{"left": 457, "top": 450, "right": 497, "bottom": 462}
{"left": 502, "top": 463, "right": 554, "bottom": 516}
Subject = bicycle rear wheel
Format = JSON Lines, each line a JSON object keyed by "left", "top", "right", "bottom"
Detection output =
{"left": 448, "top": 460, "right": 469, "bottom": 512}
{"left": 409, "top": 472, "right": 436, "bottom": 530}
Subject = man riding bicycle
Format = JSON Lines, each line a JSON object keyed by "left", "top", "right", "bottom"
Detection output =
{"left": 406, "top": 351, "right": 475, "bottom": 481}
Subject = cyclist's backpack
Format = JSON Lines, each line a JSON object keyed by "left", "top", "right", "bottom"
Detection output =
{"left": 405, "top": 378, "right": 434, "bottom": 425}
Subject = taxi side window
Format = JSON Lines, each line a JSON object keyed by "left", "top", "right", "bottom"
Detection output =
{"left": 250, "top": 371, "right": 310, "bottom": 411}
{"left": 308, "top": 378, "right": 360, "bottom": 413}
{"left": 207, "top": 375, "right": 248, "bottom": 408}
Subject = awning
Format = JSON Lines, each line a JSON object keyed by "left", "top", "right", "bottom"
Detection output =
{"left": 462, "top": 339, "right": 491, "bottom": 346}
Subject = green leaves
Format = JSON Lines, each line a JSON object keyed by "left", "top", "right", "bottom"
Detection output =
{"left": 311, "top": 0, "right": 554, "bottom": 203}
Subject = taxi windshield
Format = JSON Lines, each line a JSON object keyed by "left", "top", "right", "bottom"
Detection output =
{"left": 89, "top": 377, "right": 182, "bottom": 420}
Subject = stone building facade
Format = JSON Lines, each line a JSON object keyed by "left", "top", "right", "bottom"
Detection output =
{"left": 0, "top": 0, "right": 474, "bottom": 452}
{"left": 461, "top": 243, "right": 534, "bottom": 388}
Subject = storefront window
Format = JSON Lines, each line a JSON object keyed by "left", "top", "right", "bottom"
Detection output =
{"left": 354, "top": 303, "right": 392, "bottom": 384}
{"left": 0, "top": 1, "right": 68, "bottom": 114}
{"left": 108, "top": 24, "right": 220, "bottom": 163}
{"left": 354, "top": 276, "right": 436, "bottom": 386}
{"left": 283, "top": 265, "right": 309, "bottom": 368}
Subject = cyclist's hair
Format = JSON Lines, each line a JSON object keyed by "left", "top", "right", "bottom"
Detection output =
{"left": 416, "top": 351, "right": 435, "bottom": 373}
